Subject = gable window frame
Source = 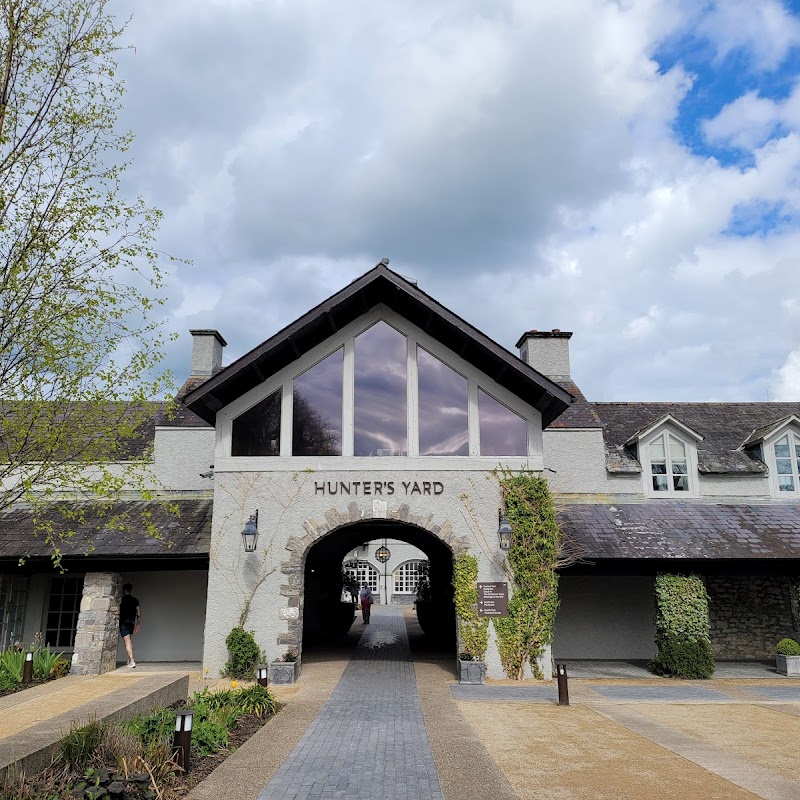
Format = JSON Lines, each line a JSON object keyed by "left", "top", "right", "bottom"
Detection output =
{"left": 219, "top": 306, "right": 543, "bottom": 470}
{"left": 639, "top": 425, "right": 699, "bottom": 498}
{"left": 765, "top": 426, "right": 800, "bottom": 496}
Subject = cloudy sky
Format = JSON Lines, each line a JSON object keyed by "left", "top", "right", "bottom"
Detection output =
{"left": 116, "top": 0, "right": 800, "bottom": 403}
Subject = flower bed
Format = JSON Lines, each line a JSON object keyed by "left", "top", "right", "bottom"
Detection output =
{"left": 0, "top": 640, "right": 70, "bottom": 699}
{"left": 1, "top": 684, "right": 280, "bottom": 800}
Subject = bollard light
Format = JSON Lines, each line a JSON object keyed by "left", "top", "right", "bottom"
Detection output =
{"left": 173, "top": 709, "right": 194, "bottom": 772}
{"left": 556, "top": 662, "right": 569, "bottom": 706}
{"left": 256, "top": 665, "right": 269, "bottom": 687}
{"left": 23, "top": 651, "right": 33, "bottom": 685}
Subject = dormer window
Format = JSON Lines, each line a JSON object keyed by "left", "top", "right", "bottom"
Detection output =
{"left": 648, "top": 433, "right": 689, "bottom": 493}
{"left": 773, "top": 432, "right": 800, "bottom": 492}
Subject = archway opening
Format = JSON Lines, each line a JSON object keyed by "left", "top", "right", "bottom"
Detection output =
{"left": 302, "top": 520, "right": 455, "bottom": 653}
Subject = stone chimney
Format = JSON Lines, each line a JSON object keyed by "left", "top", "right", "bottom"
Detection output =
{"left": 189, "top": 329, "right": 227, "bottom": 378}
{"left": 515, "top": 329, "right": 572, "bottom": 381}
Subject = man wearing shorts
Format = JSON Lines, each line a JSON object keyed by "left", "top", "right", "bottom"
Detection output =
{"left": 119, "top": 583, "right": 141, "bottom": 668}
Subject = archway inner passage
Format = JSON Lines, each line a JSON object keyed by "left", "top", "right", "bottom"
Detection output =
{"left": 302, "top": 520, "right": 455, "bottom": 652}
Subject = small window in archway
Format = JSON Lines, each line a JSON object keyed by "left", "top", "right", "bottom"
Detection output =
{"left": 393, "top": 560, "right": 422, "bottom": 594}
{"left": 293, "top": 349, "right": 343, "bottom": 455}
{"left": 418, "top": 349, "right": 468, "bottom": 456}
{"left": 354, "top": 322, "right": 408, "bottom": 456}
{"left": 345, "top": 560, "right": 379, "bottom": 592}
{"left": 232, "top": 389, "right": 281, "bottom": 456}
{"left": 478, "top": 389, "right": 527, "bottom": 456}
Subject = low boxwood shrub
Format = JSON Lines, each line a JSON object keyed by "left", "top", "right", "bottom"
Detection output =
{"left": 776, "top": 637, "right": 800, "bottom": 656}
{"left": 650, "top": 634, "right": 715, "bottom": 679}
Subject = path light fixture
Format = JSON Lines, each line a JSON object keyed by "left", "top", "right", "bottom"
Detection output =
{"left": 497, "top": 510, "right": 513, "bottom": 551}
{"left": 23, "top": 651, "right": 33, "bottom": 685}
{"left": 256, "top": 665, "right": 269, "bottom": 687}
{"left": 556, "top": 662, "right": 570, "bottom": 706}
{"left": 241, "top": 511, "right": 259, "bottom": 553}
{"left": 173, "top": 708, "right": 194, "bottom": 772}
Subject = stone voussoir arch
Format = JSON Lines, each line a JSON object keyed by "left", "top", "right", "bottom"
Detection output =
{"left": 276, "top": 499, "right": 471, "bottom": 647}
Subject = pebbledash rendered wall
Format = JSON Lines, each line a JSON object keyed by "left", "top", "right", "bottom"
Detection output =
{"left": 201, "top": 467, "right": 544, "bottom": 680}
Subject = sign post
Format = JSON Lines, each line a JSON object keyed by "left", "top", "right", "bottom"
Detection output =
{"left": 477, "top": 582, "right": 509, "bottom": 617}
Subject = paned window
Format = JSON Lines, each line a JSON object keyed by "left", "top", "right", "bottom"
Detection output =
{"left": 354, "top": 322, "right": 408, "bottom": 456}
{"left": 345, "top": 560, "right": 379, "bottom": 592}
{"left": 649, "top": 433, "right": 689, "bottom": 492}
{"left": 478, "top": 389, "right": 527, "bottom": 456}
{"left": 44, "top": 575, "right": 84, "bottom": 649}
{"left": 232, "top": 389, "right": 281, "bottom": 456}
{"left": 774, "top": 432, "right": 800, "bottom": 492}
{"left": 393, "top": 561, "right": 422, "bottom": 594}
{"left": 0, "top": 575, "right": 28, "bottom": 649}
{"left": 418, "top": 349, "right": 468, "bottom": 456}
{"left": 293, "top": 349, "right": 343, "bottom": 456}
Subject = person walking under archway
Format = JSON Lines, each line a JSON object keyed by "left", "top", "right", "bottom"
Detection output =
{"left": 359, "top": 583, "right": 373, "bottom": 624}
{"left": 119, "top": 583, "right": 141, "bottom": 667}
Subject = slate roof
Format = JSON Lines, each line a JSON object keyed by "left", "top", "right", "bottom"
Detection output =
{"left": 591, "top": 402, "right": 800, "bottom": 474}
{"left": 558, "top": 501, "right": 800, "bottom": 560}
{"left": 547, "top": 381, "right": 602, "bottom": 429}
{"left": 0, "top": 499, "right": 212, "bottom": 559}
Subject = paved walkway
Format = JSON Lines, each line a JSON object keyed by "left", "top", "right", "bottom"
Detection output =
{"left": 257, "top": 605, "right": 444, "bottom": 800}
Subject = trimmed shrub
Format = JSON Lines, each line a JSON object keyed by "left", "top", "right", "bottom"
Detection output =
{"left": 651, "top": 634, "right": 715, "bottom": 679}
{"left": 223, "top": 627, "right": 261, "bottom": 680}
{"left": 776, "top": 638, "right": 800, "bottom": 656}
{"left": 650, "top": 573, "right": 714, "bottom": 679}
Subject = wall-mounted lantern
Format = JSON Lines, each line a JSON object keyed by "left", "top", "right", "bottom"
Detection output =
{"left": 497, "top": 510, "right": 513, "bottom": 551}
{"left": 256, "top": 665, "right": 269, "bottom": 687}
{"left": 173, "top": 708, "right": 194, "bottom": 772}
{"left": 241, "top": 511, "right": 259, "bottom": 553}
{"left": 375, "top": 545, "right": 391, "bottom": 563}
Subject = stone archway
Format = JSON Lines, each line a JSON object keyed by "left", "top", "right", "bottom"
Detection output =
{"left": 279, "top": 500, "right": 470, "bottom": 652}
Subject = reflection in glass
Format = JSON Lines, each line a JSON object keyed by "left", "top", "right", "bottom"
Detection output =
{"left": 649, "top": 433, "right": 688, "bottom": 491}
{"left": 293, "top": 349, "right": 343, "bottom": 455}
{"left": 478, "top": 389, "right": 527, "bottom": 456}
{"left": 354, "top": 322, "right": 407, "bottom": 456}
{"left": 418, "top": 348, "right": 468, "bottom": 456}
{"left": 776, "top": 434, "right": 797, "bottom": 491}
{"left": 231, "top": 389, "right": 281, "bottom": 456}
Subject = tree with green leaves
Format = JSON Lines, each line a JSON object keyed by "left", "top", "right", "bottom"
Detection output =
{"left": 0, "top": 0, "right": 176, "bottom": 561}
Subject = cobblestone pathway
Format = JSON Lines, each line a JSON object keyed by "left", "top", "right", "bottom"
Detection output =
{"left": 257, "top": 605, "right": 445, "bottom": 800}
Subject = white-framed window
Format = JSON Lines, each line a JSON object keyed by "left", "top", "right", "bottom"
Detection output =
{"left": 344, "top": 560, "right": 379, "bottom": 593}
{"left": 640, "top": 429, "right": 696, "bottom": 496}
{"left": 222, "top": 309, "right": 539, "bottom": 464}
{"left": 771, "top": 430, "right": 800, "bottom": 494}
{"left": 393, "top": 560, "right": 423, "bottom": 594}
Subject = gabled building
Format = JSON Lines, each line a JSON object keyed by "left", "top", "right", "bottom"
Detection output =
{"left": 1, "top": 263, "right": 798, "bottom": 678}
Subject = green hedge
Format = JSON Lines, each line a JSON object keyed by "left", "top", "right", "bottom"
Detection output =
{"left": 650, "top": 573, "right": 714, "bottom": 679}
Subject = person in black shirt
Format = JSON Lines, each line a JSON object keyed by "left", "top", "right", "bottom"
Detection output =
{"left": 119, "top": 583, "right": 141, "bottom": 668}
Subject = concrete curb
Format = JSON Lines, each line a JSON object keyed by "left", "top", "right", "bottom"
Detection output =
{"left": 0, "top": 673, "right": 189, "bottom": 782}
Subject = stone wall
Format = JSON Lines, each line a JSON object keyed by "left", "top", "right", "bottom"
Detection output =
{"left": 707, "top": 575, "right": 797, "bottom": 659}
{"left": 71, "top": 572, "right": 122, "bottom": 675}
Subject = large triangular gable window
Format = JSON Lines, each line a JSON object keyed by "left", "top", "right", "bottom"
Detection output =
{"left": 228, "top": 316, "right": 535, "bottom": 460}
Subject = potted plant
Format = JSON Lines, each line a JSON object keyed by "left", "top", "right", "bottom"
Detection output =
{"left": 457, "top": 651, "right": 486, "bottom": 685}
{"left": 268, "top": 651, "right": 301, "bottom": 685}
{"left": 776, "top": 638, "right": 800, "bottom": 676}
{"left": 453, "top": 555, "right": 489, "bottom": 685}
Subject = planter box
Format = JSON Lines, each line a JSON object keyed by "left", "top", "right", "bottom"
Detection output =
{"left": 458, "top": 658, "right": 486, "bottom": 685}
{"left": 776, "top": 654, "right": 800, "bottom": 677}
{"left": 269, "top": 659, "right": 301, "bottom": 685}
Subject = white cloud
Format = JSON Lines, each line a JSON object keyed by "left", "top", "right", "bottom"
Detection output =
{"left": 773, "top": 350, "right": 800, "bottom": 400}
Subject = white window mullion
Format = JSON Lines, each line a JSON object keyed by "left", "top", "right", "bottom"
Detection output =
{"left": 407, "top": 338, "right": 419, "bottom": 457}
{"left": 279, "top": 382, "right": 293, "bottom": 456}
{"left": 468, "top": 381, "right": 480, "bottom": 456}
{"left": 342, "top": 338, "right": 355, "bottom": 457}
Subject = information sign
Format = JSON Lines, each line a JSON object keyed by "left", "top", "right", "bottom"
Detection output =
{"left": 477, "top": 582, "right": 509, "bottom": 617}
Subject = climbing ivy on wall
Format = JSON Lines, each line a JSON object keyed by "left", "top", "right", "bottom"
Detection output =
{"left": 453, "top": 554, "right": 489, "bottom": 660}
{"left": 492, "top": 473, "right": 563, "bottom": 680}
{"left": 651, "top": 573, "right": 714, "bottom": 679}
